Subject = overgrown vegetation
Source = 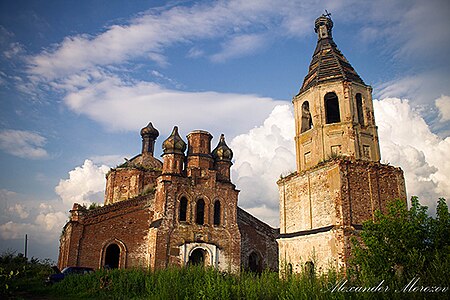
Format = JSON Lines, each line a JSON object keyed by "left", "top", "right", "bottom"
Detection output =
{"left": 0, "top": 251, "right": 53, "bottom": 298}
{"left": 349, "top": 197, "right": 450, "bottom": 291}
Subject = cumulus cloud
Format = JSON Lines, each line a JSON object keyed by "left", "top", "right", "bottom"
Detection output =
{"left": 0, "top": 189, "right": 69, "bottom": 260}
{"left": 374, "top": 98, "right": 450, "bottom": 210}
{"left": 0, "top": 129, "right": 49, "bottom": 159}
{"left": 231, "top": 105, "right": 295, "bottom": 226}
{"left": 435, "top": 95, "right": 450, "bottom": 122}
{"left": 1, "top": 159, "right": 114, "bottom": 257}
{"left": 8, "top": 204, "right": 29, "bottom": 219}
{"left": 55, "top": 159, "right": 110, "bottom": 206}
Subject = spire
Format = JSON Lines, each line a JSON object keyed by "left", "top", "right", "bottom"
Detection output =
{"left": 299, "top": 13, "right": 365, "bottom": 94}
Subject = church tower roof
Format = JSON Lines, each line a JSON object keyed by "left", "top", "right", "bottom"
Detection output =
{"left": 299, "top": 13, "right": 365, "bottom": 94}
{"left": 163, "top": 126, "right": 187, "bottom": 155}
{"left": 212, "top": 134, "right": 233, "bottom": 162}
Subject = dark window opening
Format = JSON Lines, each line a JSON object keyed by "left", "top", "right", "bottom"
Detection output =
{"left": 179, "top": 197, "right": 187, "bottom": 222}
{"left": 188, "top": 248, "right": 205, "bottom": 266}
{"left": 356, "top": 93, "right": 365, "bottom": 126}
{"left": 248, "top": 251, "right": 262, "bottom": 273}
{"left": 213, "top": 201, "right": 221, "bottom": 225}
{"left": 196, "top": 199, "right": 205, "bottom": 225}
{"left": 325, "top": 92, "right": 341, "bottom": 124}
{"left": 104, "top": 243, "right": 120, "bottom": 269}
{"left": 301, "top": 101, "right": 313, "bottom": 133}
{"left": 305, "top": 261, "right": 315, "bottom": 277}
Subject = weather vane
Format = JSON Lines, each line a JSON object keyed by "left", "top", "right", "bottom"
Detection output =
{"left": 324, "top": 10, "right": 331, "bottom": 18}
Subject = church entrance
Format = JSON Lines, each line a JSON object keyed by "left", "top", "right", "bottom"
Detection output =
{"left": 104, "top": 243, "right": 120, "bottom": 268}
{"left": 188, "top": 248, "right": 206, "bottom": 266}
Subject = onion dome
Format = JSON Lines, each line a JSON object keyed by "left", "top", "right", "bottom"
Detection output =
{"left": 140, "top": 122, "right": 159, "bottom": 138}
{"left": 162, "top": 126, "right": 186, "bottom": 155}
{"left": 212, "top": 134, "right": 233, "bottom": 161}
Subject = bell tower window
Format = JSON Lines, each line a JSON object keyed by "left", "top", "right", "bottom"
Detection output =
{"left": 325, "top": 92, "right": 340, "bottom": 124}
{"left": 301, "top": 101, "right": 313, "bottom": 133}
{"left": 356, "top": 93, "right": 364, "bottom": 126}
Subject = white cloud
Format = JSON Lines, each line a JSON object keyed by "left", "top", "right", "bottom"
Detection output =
{"left": 0, "top": 190, "right": 69, "bottom": 256}
{"left": 231, "top": 104, "right": 295, "bottom": 227}
{"left": 0, "top": 129, "right": 49, "bottom": 159}
{"left": 375, "top": 72, "right": 450, "bottom": 107}
{"left": 55, "top": 159, "right": 110, "bottom": 206}
{"left": 8, "top": 204, "right": 29, "bottom": 219}
{"left": 0, "top": 211, "right": 67, "bottom": 241}
{"left": 435, "top": 95, "right": 450, "bottom": 122}
{"left": 211, "top": 33, "right": 267, "bottom": 62}
{"left": 62, "top": 73, "right": 285, "bottom": 135}
{"left": 89, "top": 154, "right": 128, "bottom": 167}
{"left": 374, "top": 98, "right": 450, "bottom": 210}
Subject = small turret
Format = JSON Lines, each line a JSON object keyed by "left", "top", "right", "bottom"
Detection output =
{"left": 140, "top": 122, "right": 159, "bottom": 156}
{"left": 162, "top": 126, "right": 186, "bottom": 174}
{"left": 186, "top": 130, "right": 213, "bottom": 170}
{"left": 212, "top": 134, "right": 233, "bottom": 182}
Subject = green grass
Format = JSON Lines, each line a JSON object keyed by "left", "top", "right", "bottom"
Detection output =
{"left": 41, "top": 266, "right": 448, "bottom": 300}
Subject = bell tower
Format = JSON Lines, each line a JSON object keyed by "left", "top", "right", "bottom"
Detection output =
{"left": 278, "top": 14, "right": 406, "bottom": 274}
{"left": 294, "top": 14, "right": 380, "bottom": 172}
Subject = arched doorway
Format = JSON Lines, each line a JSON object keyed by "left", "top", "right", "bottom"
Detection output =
{"left": 104, "top": 243, "right": 120, "bottom": 269}
{"left": 248, "top": 251, "right": 262, "bottom": 273}
{"left": 188, "top": 248, "right": 206, "bottom": 266}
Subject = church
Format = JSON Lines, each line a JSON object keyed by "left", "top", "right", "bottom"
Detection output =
{"left": 58, "top": 14, "right": 406, "bottom": 274}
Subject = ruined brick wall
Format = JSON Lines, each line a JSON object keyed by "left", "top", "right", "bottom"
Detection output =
{"left": 105, "top": 168, "right": 160, "bottom": 205}
{"left": 277, "top": 158, "right": 406, "bottom": 272}
{"left": 58, "top": 196, "right": 154, "bottom": 270}
{"left": 340, "top": 159, "right": 406, "bottom": 225}
{"left": 237, "top": 207, "right": 279, "bottom": 272}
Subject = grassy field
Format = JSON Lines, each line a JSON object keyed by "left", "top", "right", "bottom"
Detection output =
{"left": 3, "top": 266, "right": 446, "bottom": 300}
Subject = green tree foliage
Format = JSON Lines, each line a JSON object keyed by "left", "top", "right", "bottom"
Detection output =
{"left": 349, "top": 197, "right": 450, "bottom": 286}
{"left": 0, "top": 251, "right": 53, "bottom": 297}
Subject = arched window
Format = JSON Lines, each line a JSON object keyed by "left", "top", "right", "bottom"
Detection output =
{"left": 301, "top": 101, "right": 313, "bottom": 133}
{"left": 356, "top": 93, "right": 364, "bottom": 126}
{"left": 104, "top": 243, "right": 120, "bottom": 269}
{"left": 179, "top": 197, "right": 187, "bottom": 222}
{"left": 196, "top": 199, "right": 205, "bottom": 225}
{"left": 213, "top": 201, "right": 221, "bottom": 225}
{"left": 324, "top": 92, "right": 340, "bottom": 124}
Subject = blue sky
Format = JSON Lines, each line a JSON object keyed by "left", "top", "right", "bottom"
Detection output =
{"left": 1, "top": 0, "right": 449, "bottom": 261}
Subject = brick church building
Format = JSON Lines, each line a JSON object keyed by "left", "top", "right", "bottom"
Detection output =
{"left": 58, "top": 124, "right": 279, "bottom": 273}
{"left": 58, "top": 14, "right": 407, "bottom": 275}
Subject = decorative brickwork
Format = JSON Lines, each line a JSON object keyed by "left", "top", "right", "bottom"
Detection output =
{"left": 58, "top": 126, "right": 278, "bottom": 273}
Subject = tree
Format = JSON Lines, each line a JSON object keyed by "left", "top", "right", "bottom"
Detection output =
{"left": 349, "top": 197, "right": 450, "bottom": 285}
